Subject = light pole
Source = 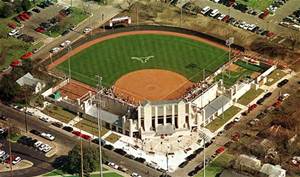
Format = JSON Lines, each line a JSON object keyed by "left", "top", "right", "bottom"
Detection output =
{"left": 67, "top": 45, "right": 72, "bottom": 79}
{"left": 95, "top": 75, "right": 104, "bottom": 177}
{"left": 199, "top": 133, "right": 210, "bottom": 177}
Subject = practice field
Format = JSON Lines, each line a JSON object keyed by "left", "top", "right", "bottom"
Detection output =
{"left": 56, "top": 33, "right": 228, "bottom": 87}
{"left": 237, "top": 0, "right": 273, "bottom": 10}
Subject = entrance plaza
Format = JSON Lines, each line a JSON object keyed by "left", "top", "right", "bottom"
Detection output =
{"left": 113, "top": 130, "right": 205, "bottom": 172}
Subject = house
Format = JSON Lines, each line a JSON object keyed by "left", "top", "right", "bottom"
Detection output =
{"left": 16, "top": 73, "right": 45, "bottom": 94}
{"left": 260, "top": 164, "right": 286, "bottom": 177}
{"left": 235, "top": 154, "right": 262, "bottom": 174}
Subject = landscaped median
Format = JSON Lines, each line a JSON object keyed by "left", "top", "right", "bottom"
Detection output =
{"left": 265, "top": 69, "right": 287, "bottom": 86}
{"left": 74, "top": 119, "right": 108, "bottom": 137}
{"left": 238, "top": 88, "right": 264, "bottom": 106}
{"left": 196, "top": 152, "right": 235, "bottom": 177}
{"left": 42, "top": 105, "right": 77, "bottom": 124}
{"left": 206, "top": 106, "right": 242, "bottom": 133}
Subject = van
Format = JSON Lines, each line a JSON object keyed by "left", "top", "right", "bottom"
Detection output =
{"left": 201, "top": 6, "right": 210, "bottom": 15}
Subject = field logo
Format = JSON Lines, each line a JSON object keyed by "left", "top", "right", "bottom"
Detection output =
{"left": 131, "top": 56, "right": 154, "bottom": 63}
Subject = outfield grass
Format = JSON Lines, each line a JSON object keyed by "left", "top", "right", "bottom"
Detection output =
{"left": 265, "top": 69, "right": 287, "bottom": 86}
{"left": 237, "top": 0, "right": 273, "bottom": 11}
{"left": 57, "top": 34, "right": 228, "bottom": 87}
{"left": 238, "top": 88, "right": 264, "bottom": 106}
{"left": 206, "top": 106, "right": 242, "bottom": 132}
{"left": 196, "top": 152, "right": 234, "bottom": 177}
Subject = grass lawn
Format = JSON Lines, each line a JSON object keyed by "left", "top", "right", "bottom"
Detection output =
{"left": 104, "top": 133, "right": 121, "bottom": 143}
{"left": 236, "top": 0, "right": 273, "bottom": 11}
{"left": 44, "top": 169, "right": 111, "bottom": 177}
{"left": 93, "top": 173, "right": 123, "bottom": 177}
{"left": 238, "top": 88, "right": 264, "bottom": 106}
{"left": 57, "top": 34, "right": 228, "bottom": 87}
{"left": 42, "top": 105, "right": 77, "bottom": 123}
{"left": 74, "top": 119, "right": 108, "bottom": 136}
{"left": 196, "top": 152, "right": 234, "bottom": 177}
{"left": 206, "top": 106, "right": 242, "bottom": 132}
{"left": 265, "top": 69, "right": 287, "bottom": 86}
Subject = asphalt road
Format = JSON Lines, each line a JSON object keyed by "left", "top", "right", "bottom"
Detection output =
{"left": 0, "top": 104, "right": 161, "bottom": 177}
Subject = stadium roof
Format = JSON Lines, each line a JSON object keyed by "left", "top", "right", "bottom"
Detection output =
{"left": 203, "top": 95, "right": 231, "bottom": 120}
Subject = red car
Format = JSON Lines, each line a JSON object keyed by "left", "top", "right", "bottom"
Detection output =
{"left": 18, "top": 15, "right": 26, "bottom": 21}
{"left": 35, "top": 27, "right": 45, "bottom": 33}
{"left": 10, "top": 60, "right": 22, "bottom": 67}
{"left": 215, "top": 147, "right": 225, "bottom": 154}
{"left": 222, "top": 15, "right": 230, "bottom": 23}
{"left": 248, "top": 104, "right": 257, "bottom": 112}
{"left": 80, "top": 134, "right": 91, "bottom": 140}
{"left": 7, "top": 23, "right": 16, "bottom": 29}
{"left": 266, "top": 31, "right": 275, "bottom": 37}
{"left": 21, "top": 52, "right": 33, "bottom": 60}
{"left": 259, "top": 10, "right": 269, "bottom": 19}
{"left": 72, "top": 131, "right": 81, "bottom": 136}
{"left": 21, "top": 12, "right": 30, "bottom": 19}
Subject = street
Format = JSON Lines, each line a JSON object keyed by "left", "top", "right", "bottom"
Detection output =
{"left": 0, "top": 103, "right": 161, "bottom": 177}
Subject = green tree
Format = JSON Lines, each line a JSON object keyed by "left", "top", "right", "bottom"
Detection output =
{"left": 21, "top": 0, "right": 31, "bottom": 11}
{"left": 64, "top": 144, "right": 102, "bottom": 176}
{"left": 0, "top": 75, "right": 21, "bottom": 102}
{"left": 0, "top": 3, "right": 14, "bottom": 18}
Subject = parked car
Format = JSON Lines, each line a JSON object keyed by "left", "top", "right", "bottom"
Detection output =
{"left": 72, "top": 131, "right": 81, "bottom": 136}
{"left": 50, "top": 47, "right": 61, "bottom": 54}
{"left": 39, "top": 117, "right": 50, "bottom": 123}
{"left": 30, "top": 129, "right": 41, "bottom": 136}
{"left": 12, "top": 156, "right": 21, "bottom": 165}
{"left": 41, "top": 132, "right": 55, "bottom": 141}
{"left": 62, "top": 126, "right": 73, "bottom": 132}
{"left": 179, "top": 161, "right": 189, "bottom": 168}
{"left": 60, "top": 40, "right": 71, "bottom": 48}
{"left": 32, "top": 8, "right": 41, "bottom": 13}
{"left": 278, "top": 93, "right": 290, "bottom": 101}
{"left": 52, "top": 122, "right": 63, "bottom": 128}
{"left": 277, "top": 79, "right": 289, "bottom": 87}
{"left": 83, "top": 27, "right": 92, "bottom": 34}
{"left": 215, "top": 146, "right": 225, "bottom": 154}
{"left": 80, "top": 134, "right": 91, "bottom": 140}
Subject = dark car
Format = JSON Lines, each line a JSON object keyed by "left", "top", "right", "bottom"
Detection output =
{"left": 125, "top": 154, "right": 135, "bottom": 159}
{"left": 91, "top": 138, "right": 105, "bottom": 146}
{"left": 32, "top": 8, "right": 41, "bottom": 13}
{"left": 62, "top": 126, "right": 73, "bottom": 132}
{"left": 52, "top": 122, "right": 63, "bottom": 128}
{"left": 114, "top": 148, "right": 127, "bottom": 156}
{"left": 277, "top": 79, "right": 289, "bottom": 87}
{"left": 30, "top": 129, "right": 41, "bottom": 136}
{"left": 194, "top": 147, "right": 203, "bottom": 154}
{"left": 256, "top": 98, "right": 265, "bottom": 105}
{"left": 103, "top": 144, "right": 114, "bottom": 150}
{"left": 186, "top": 153, "right": 197, "bottom": 161}
{"left": 263, "top": 92, "right": 272, "bottom": 98}
{"left": 61, "top": 29, "right": 70, "bottom": 36}
{"left": 188, "top": 170, "right": 197, "bottom": 176}
{"left": 179, "top": 161, "right": 189, "bottom": 168}
{"left": 134, "top": 157, "right": 146, "bottom": 163}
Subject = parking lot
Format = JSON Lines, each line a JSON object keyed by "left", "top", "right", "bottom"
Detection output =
{"left": 18, "top": 3, "right": 65, "bottom": 42}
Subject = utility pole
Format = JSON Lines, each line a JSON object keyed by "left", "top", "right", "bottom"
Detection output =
{"left": 24, "top": 90, "right": 28, "bottom": 133}
{"left": 7, "top": 120, "right": 13, "bottom": 177}
{"left": 180, "top": 7, "right": 183, "bottom": 27}
{"left": 226, "top": 37, "right": 234, "bottom": 78}
{"left": 67, "top": 45, "right": 72, "bottom": 79}
{"left": 95, "top": 75, "right": 104, "bottom": 177}
{"left": 80, "top": 117, "right": 84, "bottom": 177}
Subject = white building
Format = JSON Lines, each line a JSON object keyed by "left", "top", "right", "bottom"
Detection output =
{"left": 16, "top": 73, "right": 45, "bottom": 94}
{"left": 260, "top": 164, "right": 286, "bottom": 177}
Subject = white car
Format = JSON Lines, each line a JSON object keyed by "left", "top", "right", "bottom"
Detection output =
{"left": 42, "top": 145, "right": 52, "bottom": 153}
{"left": 83, "top": 27, "right": 92, "bottom": 34}
{"left": 279, "top": 93, "right": 290, "bottom": 101}
{"left": 247, "top": 24, "right": 256, "bottom": 31}
{"left": 210, "top": 9, "right": 219, "bottom": 17}
{"left": 234, "top": 117, "right": 241, "bottom": 122}
{"left": 131, "top": 172, "right": 141, "bottom": 177}
{"left": 217, "top": 14, "right": 226, "bottom": 20}
{"left": 8, "top": 29, "right": 19, "bottom": 36}
{"left": 34, "top": 141, "right": 43, "bottom": 148}
{"left": 50, "top": 47, "right": 61, "bottom": 54}
{"left": 0, "top": 151, "right": 5, "bottom": 157}
{"left": 39, "top": 117, "right": 50, "bottom": 123}
{"left": 41, "top": 132, "right": 55, "bottom": 141}
{"left": 12, "top": 156, "right": 21, "bottom": 165}
{"left": 60, "top": 40, "right": 71, "bottom": 48}
{"left": 201, "top": 6, "right": 210, "bottom": 15}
